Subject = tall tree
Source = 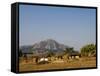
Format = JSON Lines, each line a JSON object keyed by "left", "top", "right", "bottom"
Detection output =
{"left": 80, "top": 44, "right": 96, "bottom": 57}
{"left": 19, "top": 49, "right": 23, "bottom": 57}
{"left": 65, "top": 47, "right": 75, "bottom": 54}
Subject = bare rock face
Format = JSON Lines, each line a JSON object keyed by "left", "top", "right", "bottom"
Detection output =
{"left": 32, "top": 39, "right": 69, "bottom": 51}
{"left": 20, "top": 39, "right": 70, "bottom": 57}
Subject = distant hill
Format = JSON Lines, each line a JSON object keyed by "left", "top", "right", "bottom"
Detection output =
{"left": 32, "top": 39, "right": 69, "bottom": 51}
{"left": 20, "top": 45, "right": 33, "bottom": 54}
{"left": 20, "top": 39, "right": 77, "bottom": 57}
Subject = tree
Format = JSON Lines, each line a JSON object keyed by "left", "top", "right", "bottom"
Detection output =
{"left": 64, "top": 47, "right": 75, "bottom": 54}
{"left": 19, "top": 49, "right": 23, "bottom": 57}
{"left": 80, "top": 44, "right": 96, "bottom": 57}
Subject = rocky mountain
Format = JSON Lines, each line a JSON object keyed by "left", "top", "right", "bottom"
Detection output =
{"left": 20, "top": 39, "right": 70, "bottom": 56}
{"left": 32, "top": 39, "right": 69, "bottom": 51}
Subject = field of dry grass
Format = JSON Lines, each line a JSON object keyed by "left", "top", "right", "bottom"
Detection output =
{"left": 19, "top": 57, "right": 96, "bottom": 72}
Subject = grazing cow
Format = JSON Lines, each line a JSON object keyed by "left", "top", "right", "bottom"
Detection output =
{"left": 68, "top": 53, "right": 81, "bottom": 60}
{"left": 35, "top": 57, "right": 49, "bottom": 64}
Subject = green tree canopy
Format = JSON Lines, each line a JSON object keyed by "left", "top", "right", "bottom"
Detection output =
{"left": 64, "top": 47, "right": 77, "bottom": 54}
{"left": 80, "top": 44, "right": 96, "bottom": 57}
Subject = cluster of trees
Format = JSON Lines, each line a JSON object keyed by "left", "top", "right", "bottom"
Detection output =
{"left": 80, "top": 44, "right": 96, "bottom": 57}
{"left": 64, "top": 47, "right": 77, "bottom": 54}
{"left": 19, "top": 44, "right": 96, "bottom": 58}
{"left": 63, "top": 43, "right": 96, "bottom": 57}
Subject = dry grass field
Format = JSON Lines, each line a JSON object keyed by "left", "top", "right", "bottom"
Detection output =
{"left": 19, "top": 57, "right": 96, "bottom": 72}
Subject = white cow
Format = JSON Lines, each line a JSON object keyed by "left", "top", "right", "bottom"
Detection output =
{"left": 38, "top": 58, "right": 49, "bottom": 64}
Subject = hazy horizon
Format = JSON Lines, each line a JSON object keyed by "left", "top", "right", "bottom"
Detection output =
{"left": 19, "top": 4, "right": 96, "bottom": 51}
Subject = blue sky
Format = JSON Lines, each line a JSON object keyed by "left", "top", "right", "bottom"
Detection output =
{"left": 19, "top": 4, "right": 96, "bottom": 51}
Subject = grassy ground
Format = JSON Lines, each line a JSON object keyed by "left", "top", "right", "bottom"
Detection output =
{"left": 19, "top": 57, "right": 96, "bottom": 72}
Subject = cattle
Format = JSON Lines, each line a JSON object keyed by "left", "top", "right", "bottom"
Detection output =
{"left": 68, "top": 53, "right": 81, "bottom": 60}
{"left": 35, "top": 57, "right": 49, "bottom": 64}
